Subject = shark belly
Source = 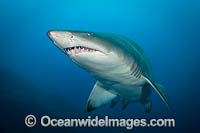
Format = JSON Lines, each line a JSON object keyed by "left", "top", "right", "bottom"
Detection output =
{"left": 92, "top": 59, "right": 147, "bottom": 102}
{"left": 105, "top": 76, "right": 147, "bottom": 101}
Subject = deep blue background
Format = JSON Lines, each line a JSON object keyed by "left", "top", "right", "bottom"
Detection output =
{"left": 0, "top": 0, "right": 200, "bottom": 132}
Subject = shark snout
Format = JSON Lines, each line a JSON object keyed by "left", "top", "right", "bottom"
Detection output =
{"left": 47, "top": 30, "right": 110, "bottom": 55}
{"left": 48, "top": 30, "right": 74, "bottom": 40}
{"left": 47, "top": 30, "right": 75, "bottom": 49}
{"left": 47, "top": 31, "right": 54, "bottom": 39}
{"left": 48, "top": 31, "right": 62, "bottom": 40}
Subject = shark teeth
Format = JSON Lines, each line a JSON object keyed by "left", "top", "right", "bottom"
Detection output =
{"left": 63, "top": 46, "right": 97, "bottom": 55}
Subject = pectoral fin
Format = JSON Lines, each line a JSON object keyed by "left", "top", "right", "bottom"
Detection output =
{"left": 87, "top": 81, "right": 117, "bottom": 112}
{"left": 142, "top": 75, "right": 170, "bottom": 110}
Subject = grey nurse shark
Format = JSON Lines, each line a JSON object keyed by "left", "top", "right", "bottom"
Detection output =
{"left": 48, "top": 30, "right": 170, "bottom": 113}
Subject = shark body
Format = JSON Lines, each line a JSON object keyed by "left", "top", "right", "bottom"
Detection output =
{"left": 48, "top": 30, "right": 170, "bottom": 113}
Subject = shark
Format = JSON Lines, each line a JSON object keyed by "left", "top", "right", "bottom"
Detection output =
{"left": 48, "top": 30, "right": 170, "bottom": 113}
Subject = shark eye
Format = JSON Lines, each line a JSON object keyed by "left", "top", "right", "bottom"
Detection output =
{"left": 87, "top": 33, "right": 93, "bottom": 36}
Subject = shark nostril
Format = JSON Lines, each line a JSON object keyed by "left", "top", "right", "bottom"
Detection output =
{"left": 69, "top": 36, "right": 74, "bottom": 42}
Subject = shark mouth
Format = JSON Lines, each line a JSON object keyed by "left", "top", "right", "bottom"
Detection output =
{"left": 63, "top": 46, "right": 103, "bottom": 55}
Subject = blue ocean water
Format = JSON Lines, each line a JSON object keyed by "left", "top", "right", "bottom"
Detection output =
{"left": 0, "top": 0, "right": 200, "bottom": 132}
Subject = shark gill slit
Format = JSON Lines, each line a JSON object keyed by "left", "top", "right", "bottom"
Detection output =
{"left": 130, "top": 62, "right": 140, "bottom": 78}
{"left": 130, "top": 62, "right": 137, "bottom": 75}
